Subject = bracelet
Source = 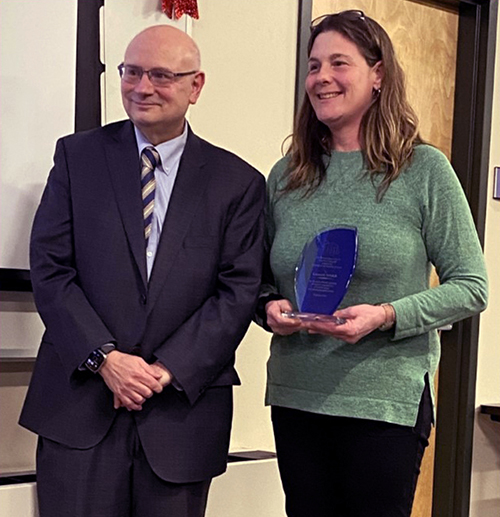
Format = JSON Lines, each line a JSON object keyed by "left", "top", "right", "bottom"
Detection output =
{"left": 379, "top": 303, "right": 396, "bottom": 331}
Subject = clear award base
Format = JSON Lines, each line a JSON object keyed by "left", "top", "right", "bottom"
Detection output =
{"left": 281, "top": 311, "right": 347, "bottom": 324}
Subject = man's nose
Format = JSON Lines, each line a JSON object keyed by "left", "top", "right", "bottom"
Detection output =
{"left": 134, "top": 72, "right": 155, "bottom": 93}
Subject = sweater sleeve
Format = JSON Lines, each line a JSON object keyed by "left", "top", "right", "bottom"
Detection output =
{"left": 391, "top": 147, "right": 488, "bottom": 340}
{"left": 254, "top": 160, "right": 286, "bottom": 330}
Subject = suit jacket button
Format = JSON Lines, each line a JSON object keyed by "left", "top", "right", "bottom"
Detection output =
{"left": 141, "top": 295, "right": 147, "bottom": 305}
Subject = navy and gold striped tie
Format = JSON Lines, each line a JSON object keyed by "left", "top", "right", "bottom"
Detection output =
{"left": 141, "top": 146, "right": 160, "bottom": 245}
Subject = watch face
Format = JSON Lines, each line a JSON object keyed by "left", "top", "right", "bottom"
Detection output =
{"left": 86, "top": 349, "right": 105, "bottom": 373}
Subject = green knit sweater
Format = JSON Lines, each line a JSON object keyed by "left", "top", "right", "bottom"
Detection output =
{"left": 265, "top": 145, "right": 488, "bottom": 426}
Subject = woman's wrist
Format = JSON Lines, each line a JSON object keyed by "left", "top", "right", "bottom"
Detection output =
{"left": 378, "top": 303, "right": 396, "bottom": 331}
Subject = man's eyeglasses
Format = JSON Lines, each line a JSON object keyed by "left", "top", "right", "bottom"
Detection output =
{"left": 310, "top": 10, "right": 366, "bottom": 30}
{"left": 118, "top": 63, "right": 198, "bottom": 87}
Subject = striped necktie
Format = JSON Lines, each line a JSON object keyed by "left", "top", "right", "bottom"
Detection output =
{"left": 141, "top": 146, "right": 160, "bottom": 245}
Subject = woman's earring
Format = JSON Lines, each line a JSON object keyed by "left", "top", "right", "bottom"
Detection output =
{"left": 373, "top": 87, "right": 381, "bottom": 98}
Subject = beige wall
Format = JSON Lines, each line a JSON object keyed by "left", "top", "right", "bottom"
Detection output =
{"left": 190, "top": 0, "right": 297, "bottom": 175}
{"left": 469, "top": 12, "right": 500, "bottom": 517}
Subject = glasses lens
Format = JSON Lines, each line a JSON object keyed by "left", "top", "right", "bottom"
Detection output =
{"left": 148, "top": 69, "right": 175, "bottom": 86}
{"left": 121, "top": 65, "right": 142, "bottom": 83}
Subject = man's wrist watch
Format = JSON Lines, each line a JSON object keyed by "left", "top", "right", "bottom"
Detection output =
{"left": 84, "top": 349, "right": 107, "bottom": 373}
{"left": 84, "top": 344, "right": 115, "bottom": 373}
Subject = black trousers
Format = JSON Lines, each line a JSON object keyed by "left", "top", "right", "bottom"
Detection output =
{"left": 271, "top": 383, "right": 432, "bottom": 517}
{"left": 36, "top": 410, "right": 211, "bottom": 517}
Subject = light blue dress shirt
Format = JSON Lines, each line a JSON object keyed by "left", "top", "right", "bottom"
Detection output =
{"left": 82, "top": 126, "right": 189, "bottom": 371}
{"left": 134, "top": 124, "right": 188, "bottom": 279}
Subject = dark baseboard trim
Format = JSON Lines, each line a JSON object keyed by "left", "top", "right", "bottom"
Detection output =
{"left": 0, "top": 269, "right": 32, "bottom": 292}
{"left": 480, "top": 404, "right": 500, "bottom": 422}
{"left": 228, "top": 450, "right": 277, "bottom": 463}
{"left": 0, "top": 472, "right": 37, "bottom": 486}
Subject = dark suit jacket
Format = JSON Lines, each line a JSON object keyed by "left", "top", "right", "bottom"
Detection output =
{"left": 19, "top": 120, "right": 266, "bottom": 483}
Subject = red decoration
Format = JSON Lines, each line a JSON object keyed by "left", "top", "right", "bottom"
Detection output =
{"left": 162, "top": 0, "right": 199, "bottom": 20}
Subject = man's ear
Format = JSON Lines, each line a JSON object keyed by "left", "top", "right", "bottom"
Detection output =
{"left": 189, "top": 71, "right": 205, "bottom": 105}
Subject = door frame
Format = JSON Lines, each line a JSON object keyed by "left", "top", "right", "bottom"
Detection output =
{"left": 295, "top": 1, "right": 497, "bottom": 515}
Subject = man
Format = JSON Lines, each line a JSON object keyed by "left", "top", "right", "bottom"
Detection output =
{"left": 20, "top": 25, "right": 265, "bottom": 517}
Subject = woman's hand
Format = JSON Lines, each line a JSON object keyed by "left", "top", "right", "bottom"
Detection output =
{"left": 266, "top": 299, "right": 304, "bottom": 335}
{"left": 304, "top": 304, "right": 387, "bottom": 344}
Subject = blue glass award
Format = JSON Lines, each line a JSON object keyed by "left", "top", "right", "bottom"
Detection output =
{"left": 282, "top": 227, "right": 358, "bottom": 323}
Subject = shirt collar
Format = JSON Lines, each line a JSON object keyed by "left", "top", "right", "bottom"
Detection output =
{"left": 134, "top": 123, "right": 188, "bottom": 175}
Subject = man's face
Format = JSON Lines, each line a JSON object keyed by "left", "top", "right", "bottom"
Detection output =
{"left": 121, "top": 28, "right": 205, "bottom": 144}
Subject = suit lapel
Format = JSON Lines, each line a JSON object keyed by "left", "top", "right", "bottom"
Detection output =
{"left": 104, "top": 122, "right": 148, "bottom": 287}
{"left": 147, "top": 129, "right": 210, "bottom": 310}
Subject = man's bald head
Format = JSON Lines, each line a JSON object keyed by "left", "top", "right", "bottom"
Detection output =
{"left": 120, "top": 25, "right": 205, "bottom": 145}
{"left": 125, "top": 25, "right": 201, "bottom": 72}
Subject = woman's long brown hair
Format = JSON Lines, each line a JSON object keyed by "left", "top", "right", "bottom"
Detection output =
{"left": 284, "top": 12, "right": 423, "bottom": 200}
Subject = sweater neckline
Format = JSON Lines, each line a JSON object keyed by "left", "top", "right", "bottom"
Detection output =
{"left": 329, "top": 149, "right": 363, "bottom": 159}
{"left": 325, "top": 150, "right": 364, "bottom": 172}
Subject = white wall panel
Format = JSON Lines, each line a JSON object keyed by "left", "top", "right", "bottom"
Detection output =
{"left": 0, "top": 0, "right": 77, "bottom": 270}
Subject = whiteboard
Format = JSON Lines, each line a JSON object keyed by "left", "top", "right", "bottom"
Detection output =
{"left": 0, "top": 0, "right": 77, "bottom": 270}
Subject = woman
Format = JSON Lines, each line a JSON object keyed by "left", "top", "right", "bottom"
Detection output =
{"left": 258, "top": 11, "right": 488, "bottom": 517}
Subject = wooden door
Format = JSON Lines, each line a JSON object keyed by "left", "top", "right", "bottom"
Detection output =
{"left": 310, "top": 1, "right": 459, "bottom": 515}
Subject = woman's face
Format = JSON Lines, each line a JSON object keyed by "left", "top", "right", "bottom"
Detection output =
{"left": 305, "top": 30, "right": 382, "bottom": 140}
